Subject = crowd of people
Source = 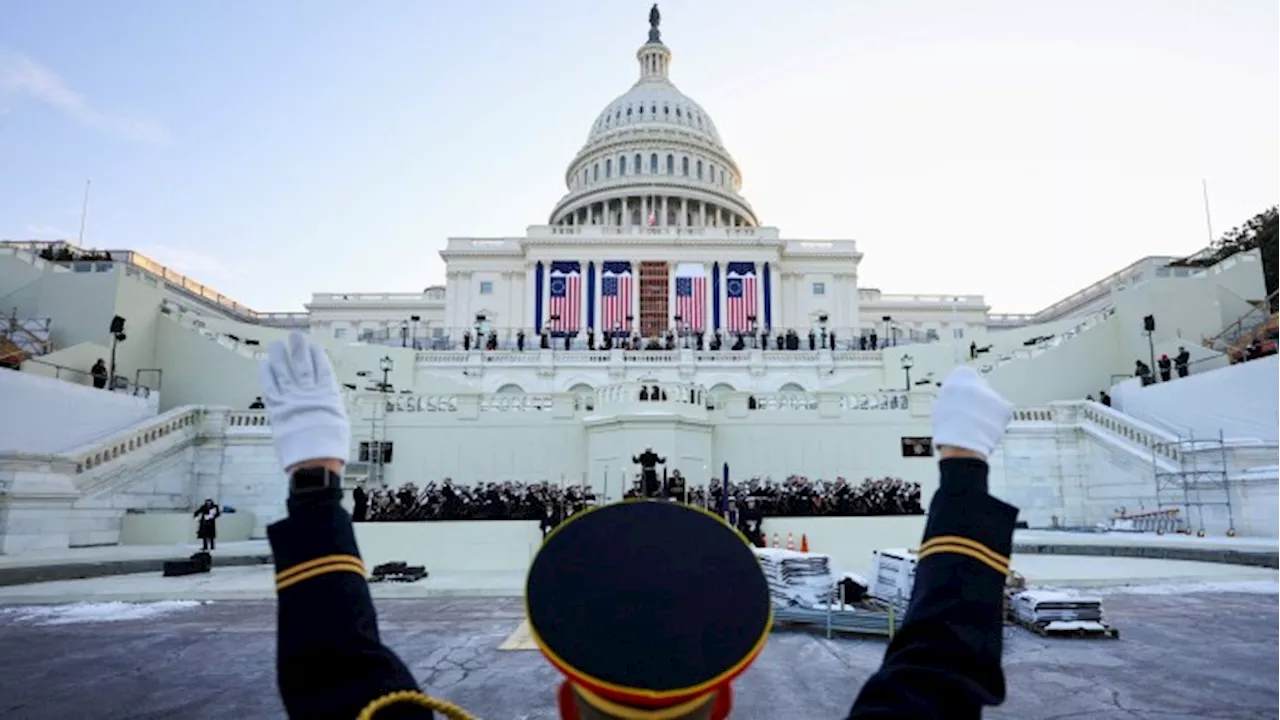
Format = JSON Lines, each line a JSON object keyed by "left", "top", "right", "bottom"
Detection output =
{"left": 360, "top": 474, "right": 922, "bottom": 524}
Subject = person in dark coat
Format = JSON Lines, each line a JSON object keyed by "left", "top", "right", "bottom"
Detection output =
{"left": 255, "top": 333, "right": 1019, "bottom": 720}
{"left": 91, "top": 359, "right": 108, "bottom": 389}
{"left": 351, "top": 482, "right": 369, "bottom": 522}
{"left": 1175, "top": 346, "right": 1191, "bottom": 378}
{"left": 632, "top": 448, "right": 665, "bottom": 498}
{"left": 193, "top": 498, "right": 220, "bottom": 551}
{"left": 1157, "top": 354, "right": 1173, "bottom": 382}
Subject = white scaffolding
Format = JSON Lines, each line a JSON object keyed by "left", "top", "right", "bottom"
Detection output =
{"left": 1152, "top": 430, "right": 1235, "bottom": 537}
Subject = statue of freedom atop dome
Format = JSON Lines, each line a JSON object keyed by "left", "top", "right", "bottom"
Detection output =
{"left": 648, "top": 3, "right": 662, "bottom": 43}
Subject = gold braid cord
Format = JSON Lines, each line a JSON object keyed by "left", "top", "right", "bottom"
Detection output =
{"left": 356, "top": 689, "right": 480, "bottom": 720}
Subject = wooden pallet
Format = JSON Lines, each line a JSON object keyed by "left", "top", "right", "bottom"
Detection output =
{"left": 1013, "top": 616, "right": 1120, "bottom": 639}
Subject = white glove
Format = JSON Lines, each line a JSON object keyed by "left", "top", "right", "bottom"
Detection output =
{"left": 932, "top": 366, "right": 1012, "bottom": 459}
{"left": 258, "top": 332, "right": 350, "bottom": 473}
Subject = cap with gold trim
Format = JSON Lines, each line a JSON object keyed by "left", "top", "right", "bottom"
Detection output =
{"left": 526, "top": 500, "right": 772, "bottom": 718}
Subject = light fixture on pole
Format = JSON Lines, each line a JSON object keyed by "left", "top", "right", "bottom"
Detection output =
{"left": 107, "top": 315, "right": 127, "bottom": 391}
{"left": 900, "top": 354, "right": 914, "bottom": 391}
{"left": 882, "top": 315, "right": 892, "bottom": 347}
{"left": 409, "top": 315, "right": 420, "bottom": 348}
{"left": 818, "top": 313, "right": 829, "bottom": 349}
{"left": 379, "top": 356, "right": 393, "bottom": 393}
{"left": 399, "top": 319, "right": 409, "bottom": 348}
{"left": 1143, "top": 315, "right": 1156, "bottom": 382}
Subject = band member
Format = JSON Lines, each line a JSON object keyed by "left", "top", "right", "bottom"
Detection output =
{"left": 193, "top": 498, "right": 220, "bottom": 551}
{"left": 632, "top": 447, "right": 665, "bottom": 498}
{"left": 256, "top": 334, "right": 1018, "bottom": 719}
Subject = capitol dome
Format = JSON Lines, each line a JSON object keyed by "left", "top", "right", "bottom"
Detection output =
{"left": 549, "top": 8, "right": 759, "bottom": 229}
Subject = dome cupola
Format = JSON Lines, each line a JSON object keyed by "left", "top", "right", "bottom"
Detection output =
{"left": 548, "top": 5, "right": 759, "bottom": 229}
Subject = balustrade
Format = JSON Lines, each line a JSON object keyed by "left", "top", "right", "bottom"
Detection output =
{"left": 70, "top": 408, "right": 203, "bottom": 474}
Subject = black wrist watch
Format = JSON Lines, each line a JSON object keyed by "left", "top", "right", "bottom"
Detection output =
{"left": 289, "top": 467, "right": 343, "bottom": 496}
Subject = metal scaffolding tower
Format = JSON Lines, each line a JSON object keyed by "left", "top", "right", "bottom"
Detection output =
{"left": 1152, "top": 429, "right": 1235, "bottom": 537}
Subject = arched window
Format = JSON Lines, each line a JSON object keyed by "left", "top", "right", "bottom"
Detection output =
{"left": 681, "top": 156, "right": 689, "bottom": 176}
{"left": 619, "top": 156, "right": 626, "bottom": 176}
{"left": 634, "top": 153, "right": 642, "bottom": 173}
{"left": 638, "top": 105, "right": 644, "bottom": 116}
{"left": 626, "top": 107, "right": 632, "bottom": 118}
{"left": 650, "top": 153, "right": 658, "bottom": 173}
{"left": 663, "top": 105, "right": 670, "bottom": 116}
{"left": 666, "top": 154, "right": 674, "bottom": 174}
{"left": 605, "top": 159, "right": 612, "bottom": 178}
{"left": 651, "top": 104, "right": 657, "bottom": 114}
{"left": 676, "top": 108, "right": 682, "bottom": 118}
{"left": 593, "top": 163, "right": 599, "bottom": 181}
{"left": 696, "top": 160, "right": 703, "bottom": 180}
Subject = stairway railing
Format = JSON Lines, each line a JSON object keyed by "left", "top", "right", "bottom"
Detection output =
{"left": 1203, "top": 290, "right": 1279, "bottom": 351}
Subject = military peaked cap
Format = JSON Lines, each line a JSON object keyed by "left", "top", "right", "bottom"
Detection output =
{"left": 526, "top": 500, "right": 772, "bottom": 715}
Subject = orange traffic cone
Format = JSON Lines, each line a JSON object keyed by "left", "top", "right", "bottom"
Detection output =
{"left": 786, "top": 532, "right": 795, "bottom": 551}
{"left": 771, "top": 532, "right": 779, "bottom": 548}
{"left": 800, "top": 534, "right": 809, "bottom": 552}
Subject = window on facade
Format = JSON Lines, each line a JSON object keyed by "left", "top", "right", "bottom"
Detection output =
{"left": 664, "top": 105, "right": 670, "bottom": 116}
{"left": 334, "top": 327, "right": 347, "bottom": 339}
{"left": 358, "top": 441, "right": 393, "bottom": 464}
{"left": 696, "top": 160, "right": 703, "bottom": 179}
{"left": 479, "top": 281, "right": 493, "bottom": 295}
{"left": 666, "top": 154, "right": 674, "bottom": 174}
{"left": 619, "top": 156, "right": 627, "bottom": 176}
{"left": 676, "top": 108, "right": 682, "bottom": 118}
{"left": 682, "top": 157, "right": 689, "bottom": 176}
{"left": 650, "top": 153, "right": 658, "bottom": 173}
{"left": 953, "top": 327, "right": 965, "bottom": 339}
{"left": 606, "top": 159, "right": 612, "bottom": 178}
{"left": 812, "top": 282, "right": 825, "bottom": 296}
{"left": 626, "top": 107, "right": 632, "bottom": 117}
{"left": 593, "top": 163, "right": 599, "bottom": 181}
{"left": 360, "top": 329, "right": 374, "bottom": 341}
{"left": 634, "top": 153, "right": 642, "bottom": 173}
{"left": 638, "top": 105, "right": 644, "bottom": 115}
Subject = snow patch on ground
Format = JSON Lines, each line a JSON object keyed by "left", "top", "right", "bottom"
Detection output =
{"left": 0, "top": 600, "right": 204, "bottom": 625}
{"left": 1056, "top": 580, "right": 1280, "bottom": 596}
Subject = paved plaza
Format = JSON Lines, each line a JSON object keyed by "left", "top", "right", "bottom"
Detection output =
{"left": 0, "top": 589, "right": 1276, "bottom": 720}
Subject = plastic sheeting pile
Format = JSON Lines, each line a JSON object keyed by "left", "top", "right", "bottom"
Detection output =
{"left": 753, "top": 548, "right": 836, "bottom": 608}
{"left": 1010, "top": 590, "right": 1105, "bottom": 625}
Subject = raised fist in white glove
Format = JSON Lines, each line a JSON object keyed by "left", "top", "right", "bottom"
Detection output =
{"left": 258, "top": 332, "right": 350, "bottom": 473}
{"left": 931, "top": 366, "right": 1013, "bottom": 460}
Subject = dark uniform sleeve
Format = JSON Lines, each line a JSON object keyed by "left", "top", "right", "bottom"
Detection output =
{"left": 267, "top": 490, "right": 439, "bottom": 719}
{"left": 847, "top": 457, "right": 1017, "bottom": 718}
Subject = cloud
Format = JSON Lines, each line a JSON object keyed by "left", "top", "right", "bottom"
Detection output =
{"left": 137, "top": 244, "right": 231, "bottom": 280}
{"left": 24, "top": 223, "right": 69, "bottom": 238}
{"left": 0, "top": 49, "right": 169, "bottom": 145}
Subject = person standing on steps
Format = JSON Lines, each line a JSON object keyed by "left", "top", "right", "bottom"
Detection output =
{"left": 193, "top": 498, "right": 220, "bottom": 551}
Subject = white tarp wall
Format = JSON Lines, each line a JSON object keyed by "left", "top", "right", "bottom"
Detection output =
{"left": 1111, "top": 355, "right": 1279, "bottom": 443}
{"left": 0, "top": 368, "right": 157, "bottom": 452}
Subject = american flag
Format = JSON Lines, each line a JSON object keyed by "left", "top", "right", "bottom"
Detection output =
{"left": 548, "top": 264, "right": 581, "bottom": 333}
{"left": 601, "top": 262, "right": 633, "bottom": 333}
{"left": 725, "top": 264, "right": 757, "bottom": 333}
{"left": 674, "top": 265, "right": 707, "bottom": 332}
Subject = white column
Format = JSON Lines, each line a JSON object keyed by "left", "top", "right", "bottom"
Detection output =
{"left": 662, "top": 196, "right": 669, "bottom": 227}
{"left": 699, "top": 202, "right": 706, "bottom": 227}
{"left": 680, "top": 198, "right": 688, "bottom": 227}
{"left": 667, "top": 263, "right": 676, "bottom": 331}
{"left": 703, "top": 261, "right": 713, "bottom": 334}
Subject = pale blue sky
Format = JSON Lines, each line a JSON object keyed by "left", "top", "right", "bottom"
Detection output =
{"left": 2, "top": 0, "right": 1276, "bottom": 313}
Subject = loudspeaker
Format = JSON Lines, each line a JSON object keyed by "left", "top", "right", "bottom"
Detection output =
{"left": 109, "top": 315, "right": 126, "bottom": 334}
{"left": 1143, "top": 315, "right": 1155, "bottom": 332}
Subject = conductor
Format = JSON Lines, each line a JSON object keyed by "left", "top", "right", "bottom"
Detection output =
{"left": 257, "top": 332, "right": 1018, "bottom": 718}
{"left": 631, "top": 447, "right": 665, "bottom": 497}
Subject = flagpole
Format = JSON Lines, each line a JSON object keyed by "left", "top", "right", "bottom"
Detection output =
{"left": 76, "top": 179, "right": 91, "bottom": 247}
{"left": 1201, "top": 178, "right": 1215, "bottom": 244}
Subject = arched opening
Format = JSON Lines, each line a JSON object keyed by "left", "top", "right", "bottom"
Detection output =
{"left": 495, "top": 383, "right": 524, "bottom": 395}
{"left": 778, "top": 382, "right": 805, "bottom": 392}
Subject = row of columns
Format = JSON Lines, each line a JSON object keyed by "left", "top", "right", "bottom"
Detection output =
{"left": 560, "top": 196, "right": 748, "bottom": 229}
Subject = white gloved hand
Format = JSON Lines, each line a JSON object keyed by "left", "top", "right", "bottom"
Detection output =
{"left": 931, "top": 366, "right": 1013, "bottom": 459}
{"left": 258, "top": 332, "right": 350, "bottom": 473}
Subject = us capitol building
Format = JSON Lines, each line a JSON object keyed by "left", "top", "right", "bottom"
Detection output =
{"left": 3, "top": 6, "right": 1268, "bottom": 554}
{"left": 307, "top": 8, "right": 991, "bottom": 355}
